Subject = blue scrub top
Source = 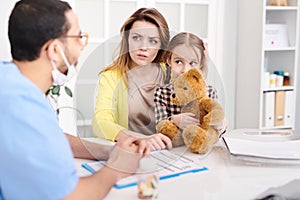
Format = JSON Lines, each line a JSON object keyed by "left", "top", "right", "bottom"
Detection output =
{"left": 0, "top": 62, "right": 79, "bottom": 199}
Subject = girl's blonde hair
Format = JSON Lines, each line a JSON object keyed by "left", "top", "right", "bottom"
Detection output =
{"left": 101, "top": 8, "right": 170, "bottom": 80}
{"left": 165, "top": 32, "right": 208, "bottom": 78}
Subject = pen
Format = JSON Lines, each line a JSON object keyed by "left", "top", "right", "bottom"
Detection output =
{"left": 82, "top": 163, "right": 96, "bottom": 174}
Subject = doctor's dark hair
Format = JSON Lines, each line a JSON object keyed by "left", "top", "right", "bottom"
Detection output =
{"left": 8, "top": 0, "right": 72, "bottom": 61}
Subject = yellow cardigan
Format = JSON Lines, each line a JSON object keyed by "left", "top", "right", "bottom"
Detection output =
{"left": 92, "top": 69, "right": 127, "bottom": 141}
{"left": 92, "top": 63, "right": 167, "bottom": 141}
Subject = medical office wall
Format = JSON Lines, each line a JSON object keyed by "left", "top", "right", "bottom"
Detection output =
{"left": 0, "top": 0, "right": 237, "bottom": 136}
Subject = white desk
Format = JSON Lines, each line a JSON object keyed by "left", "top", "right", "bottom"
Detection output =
{"left": 75, "top": 134, "right": 300, "bottom": 200}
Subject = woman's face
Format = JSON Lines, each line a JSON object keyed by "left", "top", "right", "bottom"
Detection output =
{"left": 168, "top": 44, "right": 201, "bottom": 77}
{"left": 128, "top": 20, "right": 161, "bottom": 67}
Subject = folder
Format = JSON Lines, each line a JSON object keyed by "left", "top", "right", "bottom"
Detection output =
{"left": 274, "top": 91, "right": 285, "bottom": 126}
{"left": 263, "top": 91, "right": 275, "bottom": 128}
{"left": 82, "top": 150, "right": 208, "bottom": 189}
{"left": 284, "top": 90, "right": 294, "bottom": 127}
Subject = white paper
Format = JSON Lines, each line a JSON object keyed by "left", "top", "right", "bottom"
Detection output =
{"left": 83, "top": 150, "right": 206, "bottom": 189}
{"left": 264, "top": 24, "right": 289, "bottom": 48}
{"left": 223, "top": 136, "right": 300, "bottom": 160}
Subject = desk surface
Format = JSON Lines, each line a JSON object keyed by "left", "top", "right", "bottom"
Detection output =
{"left": 75, "top": 134, "right": 300, "bottom": 200}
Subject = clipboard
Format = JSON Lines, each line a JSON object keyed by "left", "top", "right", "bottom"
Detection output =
{"left": 82, "top": 149, "right": 208, "bottom": 189}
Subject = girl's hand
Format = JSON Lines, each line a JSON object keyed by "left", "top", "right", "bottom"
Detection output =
{"left": 171, "top": 113, "right": 199, "bottom": 129}
{"left": 212, "top": 118, "right": 228, "bottom": 136}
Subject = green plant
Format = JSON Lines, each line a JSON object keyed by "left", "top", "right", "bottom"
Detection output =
{"left": 46, "top": 85, "right": 73, "bottom": 114}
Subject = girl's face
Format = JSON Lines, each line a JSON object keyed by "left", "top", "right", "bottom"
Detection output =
{"left": 168, "top": 44, "right": 202, "bottom": 77}
{"left": 128, "top": 20, "right": 161, "bottom": 68}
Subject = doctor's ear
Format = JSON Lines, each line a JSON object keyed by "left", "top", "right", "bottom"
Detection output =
{"left": 45, "top": 39, "right": 61, "bottom": 62}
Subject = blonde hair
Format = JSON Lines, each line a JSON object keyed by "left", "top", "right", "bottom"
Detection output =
{"left": 101, "top": 8, "right": 170, "bottom": 82}
{"left": 165, "top": 32, "right": 208, "bottom": 78}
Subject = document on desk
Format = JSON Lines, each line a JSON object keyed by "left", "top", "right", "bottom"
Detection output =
{"left": 82, "top": 149, "right": 208, "bottom": 189}
{"left": 223, "top": 136, "right": 300, "bottom": 160}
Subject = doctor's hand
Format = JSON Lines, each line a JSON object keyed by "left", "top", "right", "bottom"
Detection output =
{"left": 171, "top": 113, "right": 199, "bottom": 129}
{"left": 106, "top": 137, "right": 150, "bottom": 180}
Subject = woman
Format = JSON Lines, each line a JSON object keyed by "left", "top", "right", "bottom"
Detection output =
{"left": 92, "top": 8, "right": 172, "bottom": 150}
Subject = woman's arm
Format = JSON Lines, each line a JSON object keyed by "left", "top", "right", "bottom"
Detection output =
{"left": 93, "top": 70, "right": 127, "bottom": 141}
{"left": 94, "top": 71, "right": 172, "bottom": 150}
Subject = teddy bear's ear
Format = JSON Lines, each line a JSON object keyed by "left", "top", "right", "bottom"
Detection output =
{"left": 186, "top": 68, "right": 203, "bottom": 82}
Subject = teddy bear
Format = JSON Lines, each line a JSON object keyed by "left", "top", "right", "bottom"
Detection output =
{"left": 156, "top": 68, "right": 225, "bottom": 154}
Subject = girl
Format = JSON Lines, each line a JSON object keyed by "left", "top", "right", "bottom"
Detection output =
{"left": 92, "top": 8, "right": 172, "bottom": 150}
{"left": 154, "top": 32, "right": 227, "bottom": 137}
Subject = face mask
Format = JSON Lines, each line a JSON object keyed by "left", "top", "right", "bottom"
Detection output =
{"left": 51, "top": 46, "right": 77, "bottom": 85}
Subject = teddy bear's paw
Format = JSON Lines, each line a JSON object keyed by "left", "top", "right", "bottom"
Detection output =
{"left": 156, "top": 120, "right": 184, "bottom": 146}
{"left": 171, "top": 133, "right": 185, "bottom": 147}
{"left": 182, "top": 126, "right": 208, "bottom": 154}
{"left": 209, "top": 102, "right": 225, "bottom": 123}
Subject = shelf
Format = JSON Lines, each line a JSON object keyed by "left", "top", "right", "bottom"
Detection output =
{"left": 236, "top": 0, "right": 299, "bottom": 130}
{"left": 266, "top": 6, "right": 298, "bottom": 10}
{"left": 262, "top": 86, "right": 294, "bottom": 92}
{"left": 264, "top": 47, "right": 296, "bottom": 51}
{"left": 261, "top": 125, "right": 293, "bottom": 129}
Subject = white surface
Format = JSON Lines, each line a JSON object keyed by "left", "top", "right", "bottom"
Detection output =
{"left": 75, "top": 133, "right": 300, "bottom": 200}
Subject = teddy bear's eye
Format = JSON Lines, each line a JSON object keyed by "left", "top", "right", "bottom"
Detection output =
{"left": 183, "top": 87, "right": 188, "bottom": 90}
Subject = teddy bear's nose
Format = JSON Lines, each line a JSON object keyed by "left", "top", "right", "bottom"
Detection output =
{"left": 172, "top": 93, "right": 176, "bottom": 98}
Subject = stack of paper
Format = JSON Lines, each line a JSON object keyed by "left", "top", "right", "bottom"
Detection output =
{"left": 223, "top": 136, "right": 300, "bottom": 160}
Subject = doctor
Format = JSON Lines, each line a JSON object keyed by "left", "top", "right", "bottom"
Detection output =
{"left": 0, "top": 0, "right": 149, "bottom": 199}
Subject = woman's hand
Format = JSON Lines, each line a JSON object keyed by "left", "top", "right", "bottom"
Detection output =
{"left": 116, "top": 130, "right": 172, "bottom": 152}
{"left": 146, "top": 133, "right": 172, "bottom": 151}
{"left": 171, "top": 113, "right": 199, "bottom": 129}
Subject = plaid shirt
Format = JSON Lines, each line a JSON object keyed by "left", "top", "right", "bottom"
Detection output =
{"left": 154, "top": 83, "right": 218, "bottom": 125}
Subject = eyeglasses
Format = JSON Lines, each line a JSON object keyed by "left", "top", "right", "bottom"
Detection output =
{"left": 63, "top": 32, "right": 89, "bottom": 46}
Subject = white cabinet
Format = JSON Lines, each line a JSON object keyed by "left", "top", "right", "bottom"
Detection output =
{"left": 236, "top": 0, "right": 299, "bottom": 130}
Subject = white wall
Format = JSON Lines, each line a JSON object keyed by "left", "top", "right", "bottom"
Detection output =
{"left": 1, "top": 1, "right": 238, "bottom": 132}
{"left": 0, "top": 1, "right": 17, "bottom": 61}
{"left": 0, "top": 1, "right": 77, "bottom": 135}
{"left": 216, "top": 0, "right": 238, "bottom": 130}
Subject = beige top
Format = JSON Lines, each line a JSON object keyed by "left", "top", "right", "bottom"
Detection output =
{"left": 127, "top": 63, "right": 166, "bottom": 135}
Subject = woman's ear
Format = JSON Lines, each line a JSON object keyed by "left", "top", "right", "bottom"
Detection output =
{"left": 45, "top": 39, "right": 60, "bottom": 62}
{"left": 166, "top": 57, "right": 171, "bottom": 66}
